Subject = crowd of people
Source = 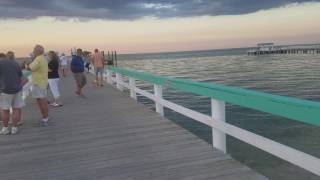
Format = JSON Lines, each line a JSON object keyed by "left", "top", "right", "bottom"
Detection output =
{"left": 0, "top": 45, "right": 106, "bottom": 135}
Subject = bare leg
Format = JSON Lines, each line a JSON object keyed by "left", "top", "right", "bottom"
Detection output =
{"left": 63, "top": 68, "right": 68, "bottom": 77}
{"left": 97, "top": 74, "right": 100, "bottom": 86}
{"left": 95, "top": 75, "right": 99, "bottom": 87}
{"left": 99, "top": 73, "right": 104, "bottom": 86}
{"left": 1, "top": 109, "right": 10, "bottom": 127}
{"left": 36, "top": 98, "right": 49, "bottom": 119}
{"left": 79, "top": 86, "right": 84, "bottom": 96}
{"left": 12, "top": 108, "right": 21, "bottom": 127}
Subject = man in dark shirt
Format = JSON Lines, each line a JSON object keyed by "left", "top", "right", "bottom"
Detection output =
{"left": 71, "top": 49, "right": 87, "bottom": 97}
{"left": 0, "top": 55, "right": 28, "bottom": 135}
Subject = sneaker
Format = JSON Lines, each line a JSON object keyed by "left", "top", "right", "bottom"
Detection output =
{"left": 50, "top": 102, "right": 60, "bottom": 107}
{"left": 11, "top": 127, "right": 18, "bottom": 135}
{"left": 0, "top": 127, "right": 10, "bottom": 135}
{"left": 41, "top": 117, "right": 50, "bottom": 126}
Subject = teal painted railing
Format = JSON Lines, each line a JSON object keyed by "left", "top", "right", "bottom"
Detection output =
{"left": 106, "top": 66, "right": 320, "bottom": 175}
{"left": 22, "top": 70, "right": 33, "bottom": 100}
{"left": 23, "top": 70, "right": 32, "bottom": 77}
{"left": 108, "top": 66, "right": 320, "bottom": 127}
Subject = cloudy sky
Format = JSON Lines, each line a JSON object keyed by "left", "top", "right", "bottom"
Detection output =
{"left": 0, "top": 0, "right": 320, "bottom": 57}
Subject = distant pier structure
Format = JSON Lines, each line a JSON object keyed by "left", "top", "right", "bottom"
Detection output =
{"left": 247, "top": 43, "right": 320, "bottom": 55}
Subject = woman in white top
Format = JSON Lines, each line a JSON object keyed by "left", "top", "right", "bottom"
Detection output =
{"left": 48, "top": 51, "right": 63, "bottom": 107}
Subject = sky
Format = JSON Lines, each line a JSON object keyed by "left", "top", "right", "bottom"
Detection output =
{"left": 0, "top": 0, "right": 320, "bottom": 57}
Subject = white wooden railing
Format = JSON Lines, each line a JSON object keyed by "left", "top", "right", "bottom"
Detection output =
{"left": 22, "top": 74, "right": 33, "bottom": 101}
{"left": 105, "top": 68, "right": 320, "bottom": 177}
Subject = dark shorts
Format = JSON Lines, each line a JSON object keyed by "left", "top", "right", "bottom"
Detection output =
{"left": 73, "top": 73, "right": 87, "bottom": 88}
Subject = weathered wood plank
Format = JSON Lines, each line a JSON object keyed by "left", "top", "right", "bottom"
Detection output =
{"left": 0, "top": 75, "right": 267, "bottom": 180}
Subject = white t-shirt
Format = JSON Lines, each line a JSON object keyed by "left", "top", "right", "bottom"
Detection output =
{"left": 60, "top": 56, "right": 68, "bottom": 66}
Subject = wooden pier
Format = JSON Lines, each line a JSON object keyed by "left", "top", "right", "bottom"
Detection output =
{"left": 247, "top": 43, "right": 320, "bottom": 55}
{"left": 0, "top": 75, "right": 267, "bottom": 180}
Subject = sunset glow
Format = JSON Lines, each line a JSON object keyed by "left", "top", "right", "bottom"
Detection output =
{"left": 0, "top": 2, "right": 320, "bottom": 57}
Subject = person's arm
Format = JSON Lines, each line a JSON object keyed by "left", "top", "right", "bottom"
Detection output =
{"left": 101, "top": 55, "right": 105, "bottom": 68}
{"left": 55, "top": 60, "right": 59, "bottom": 72}
{"left": 58, "top": 57, "right": 61, "bottom": 67}
{"left": 28, "top": 58, "right": 40, "bottom": 72}
{"left": 48, "top": 61, "right": 54, "bottom": 72}
{"left": 90, "top": 56, "right": 94, "bottom": 64}
{"left": 21, "top": 77, "right": 29, "bottom": 86}
{"left": 70, "top": 57, "right": 76, "bottom": 72}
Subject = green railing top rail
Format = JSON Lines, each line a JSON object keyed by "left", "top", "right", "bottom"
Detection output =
{"left": 23, "top": 70, "right": 32, "bottom": 77}
{"left": 107, "top": 66, "right": 320, "bottom": 127}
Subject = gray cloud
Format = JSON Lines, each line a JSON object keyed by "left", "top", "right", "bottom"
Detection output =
{"left": 0, "top": 0, "right": 318, "bottom": 20}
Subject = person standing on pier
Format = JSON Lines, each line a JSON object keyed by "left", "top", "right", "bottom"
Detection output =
{"left": 91, "top": 49, "right": 104, "bottom": 87}
{"left": 71, "top": 48, "right": 87, "bottom": 97}
{"left": 48, "top": 51, "right": 63, "bottom": 107}
{"left": 27, "top": 45, "right": 50, "bottom": 125}
{"left": 0, "top": 52, "right": 28, "bottom": 135}
{"left": 6, "top": 51, "right": 24, "bottom": 126}
{"left": 59, "top": 53, "right": 69, "bottom": 77}
{"left": 83, "top": 53, "right": 91, "bottom": 73}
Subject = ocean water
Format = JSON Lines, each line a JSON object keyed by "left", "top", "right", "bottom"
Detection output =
{"left": 117, "top": 48, "right": 320, "bottom": 180}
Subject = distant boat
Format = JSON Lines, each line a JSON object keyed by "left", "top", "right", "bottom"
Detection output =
{"left": 247, "top": 43, "right": 320, "bottom": 55}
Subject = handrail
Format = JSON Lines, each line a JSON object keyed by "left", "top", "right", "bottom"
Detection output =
{"left": 23, "top": 71, "right": 32, "bottom": 77}
{"left": 106, "top": 66, "right": 320, "bottom": 176}
{"left": 108, "top": 66, "right": 320, "bottom": 127}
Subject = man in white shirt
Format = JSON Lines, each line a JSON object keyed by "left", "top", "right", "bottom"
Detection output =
{"left": 60, "top": 53, "right": 69, "bottom": 77}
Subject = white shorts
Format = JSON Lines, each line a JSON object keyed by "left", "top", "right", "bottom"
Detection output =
{"left": 48, "top": 78, "right": 60, "bottom": 98}
{"left": 0, "top": 91, "right": 25, "bottom": 110}
{"left": 32, "top": 85, "right": 47, "bottom": 99}
{"left": 61, "top": 64, "right": 68, "bottom": 69}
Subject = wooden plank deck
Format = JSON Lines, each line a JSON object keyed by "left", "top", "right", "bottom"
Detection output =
{"left": 0, "top": 75, "right": 267, "bottom": 180}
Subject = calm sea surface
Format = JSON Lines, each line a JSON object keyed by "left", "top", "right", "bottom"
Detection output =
{"left": 117, "top": 48, "right": 320, "bottom": 180}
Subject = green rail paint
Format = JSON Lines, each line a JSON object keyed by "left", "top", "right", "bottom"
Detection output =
{"left": 107, "top": 66, "right": 320, "bottom": 127}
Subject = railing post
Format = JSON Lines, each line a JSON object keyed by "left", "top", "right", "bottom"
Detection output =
{"left": 116, "top": 73, "right": 123, "bottom": 91}
{"left": 106, "top": 70, "right": 112, "bottom": 84}
{"left": 211, "top": 99, "right": 226, "bottom": 153}
{"left": 154, "top": 84, "right": 164, "bottom": 116}
{"left": 129, "top": 77, "right": 137, "bottom": 100}
{"left": 103, "top": 69, "right": 107, "bottom": 82}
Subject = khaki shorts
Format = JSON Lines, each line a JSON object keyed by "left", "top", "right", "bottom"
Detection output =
{"left": 32, "top": 85, "right": 47, "bottom": 99}
{"left": 95, "top": 67, "right": 104, "bottom": 76}
{"left": 0, "top": 91, "right": 25, "bottom": 110}
{"left": 73, "top": 73, "right": 87, "bottom": 88}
